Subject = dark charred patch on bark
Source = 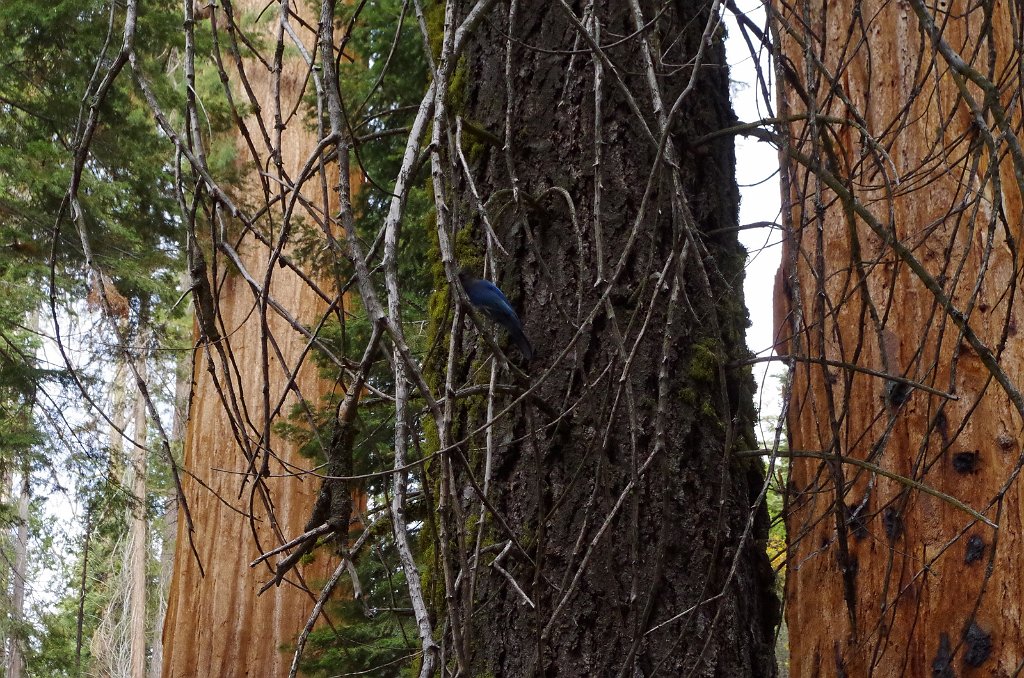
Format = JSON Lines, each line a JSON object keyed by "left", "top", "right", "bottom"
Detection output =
{"left": 951, "top": 450, "right": 980, "bottom": 474}
{"left": 963, "top": 622, "right": 992, "bottom": 667}
{"left": 882, "top": 506, "right": 902, "bottom": 541}
{"left": 932, "top": 633, "right": 954, "bottom": 678}
{"left": 846, "top": 502, "right": 869, "bottom": 540}
{"left": 964, "top": 535, "right": 985, "bottom": 564}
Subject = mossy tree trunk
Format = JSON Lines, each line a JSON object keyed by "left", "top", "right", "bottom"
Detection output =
{"left": 439, "top": 2, "right": 780, "bottom": 674}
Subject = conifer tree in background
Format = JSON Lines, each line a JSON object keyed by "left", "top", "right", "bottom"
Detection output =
{"left": 0, "top": 0, "right": 187, "bottom": 673}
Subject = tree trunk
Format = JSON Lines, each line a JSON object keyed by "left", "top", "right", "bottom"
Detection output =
{"left": 774, "top": 0, "right": 1024, "bottom": 674}
{"left": 150, "top": 499, "right": 175, "bottom": 678}
{"left": 150, "top": 339, "right": 189, "bottom": 678}
{"left": 128, "top": 342, "right": 149, "bottom": 678}
{"left": 160, "top": 1, "right": 342, "bottom": 675}
{"left": 449, "top": 2, "right": 779, "bottom": 675}
{"left": 5, "top": 310, "right": 38, "bottom": 678}
{"left": 92, "top": 360, "right": 131, "bottom": 674}
{"left": 6, "top": 467, "right": 28, "bottom": 678}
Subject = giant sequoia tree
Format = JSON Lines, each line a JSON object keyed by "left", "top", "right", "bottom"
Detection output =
{"left": 773, "top": 0, "right": 1024, "bottom": 674}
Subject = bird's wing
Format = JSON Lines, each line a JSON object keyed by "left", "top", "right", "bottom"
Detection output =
{"left": 478, "top": 280, "right": 518, "bottom": 320}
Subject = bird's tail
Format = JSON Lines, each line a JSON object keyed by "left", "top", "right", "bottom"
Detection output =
{"left": 508, "top": 325, "right": 534, "bottom": 362}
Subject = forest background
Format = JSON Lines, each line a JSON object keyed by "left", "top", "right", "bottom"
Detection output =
{"left": 4, "top": 0, "right": 1015, "bottom": 675}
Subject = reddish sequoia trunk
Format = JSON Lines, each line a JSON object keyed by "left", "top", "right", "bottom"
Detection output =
{"left": 775, "top": 0, "right": 1024, "bottom": 675}
{"left": 160, "top": 2, "right": 343, "bottom": 675}
{"left": 161, "top": 273, "right": 333, "bottom": 678}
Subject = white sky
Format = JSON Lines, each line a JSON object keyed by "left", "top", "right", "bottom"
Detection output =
{"left": 726, "top": 0, "right": 787, "bottom": 438}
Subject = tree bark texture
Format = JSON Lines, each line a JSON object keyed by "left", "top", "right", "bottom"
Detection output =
{"left": 161, "top": 267, "right": 334, "bottom": 678}
{"left": 160, "top": 1, "right": 343, "bottom": 675}
{"left": 449, "top": 1, "right": 779, "bottom": 675}
{"left": 91, "top": 360, "right": 131, "bottom": 674}
{"left": 774, "top": 0, "right": 1024, "bottom": 674}
{"left": 128, "top": 344, "right": 149, "bottom": 678}
{"left": 151, "top": 344, "right": 189, "bottom": 678}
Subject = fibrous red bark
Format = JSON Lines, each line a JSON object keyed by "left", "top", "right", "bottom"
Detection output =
{"left": 774, "top": 0, "right": 1024, "bottom": 674}
{"left": 161, "top": 2, "right": 342, "bottom": 674}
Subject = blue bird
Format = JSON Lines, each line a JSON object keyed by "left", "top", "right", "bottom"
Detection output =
{"left": 458, "top": 271, "right": 534, "bottom": 361}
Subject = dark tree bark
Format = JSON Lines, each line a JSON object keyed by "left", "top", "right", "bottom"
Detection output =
{"left": 446, "top": 2, "right": 780, "bottom": 675}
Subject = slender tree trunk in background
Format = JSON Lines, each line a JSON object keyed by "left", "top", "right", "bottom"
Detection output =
{"left": 0, "top": 478, "right": 8, "bottom": 675}
{"left": 5, "top": 309, "right": 39, "bottom": 678}
{"left": 774, "top": 0, "right": 1024, "bottom": 674}
{"left": 6, "top": 467, "right": 28, "bottom": 678}
{"left": 92, "top": 360, "right": 131, "bottom": 672}
{"left": 160, "top": 0, "right": 342, "bottom": 674}
{"left": 94, "top": 347, "right": 152, "bottom": 676}
{"left": 149, "top": 341, "right": 188, "bottom": 678}
{"left": 450, "top": 2, "right": 779, "bottom": 674}
{"left": 0, "top": 473, "right": 15, "bottom": 675}
{"left": 109, "top": 361, "right": 130, "bottom": 469}
{"left": 127, "top": 340, "right": 149, "bottom": 678}
{"left": 75, "top": 508, "right": 94, "bottom": 673}
{"left": 149, "top": 503, "right": 175, "bottom": 678}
